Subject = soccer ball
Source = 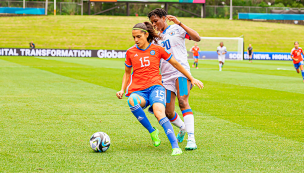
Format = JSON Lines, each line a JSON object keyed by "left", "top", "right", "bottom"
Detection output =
{"left": 90, "top": 132, "right": 111, "bottom": 152}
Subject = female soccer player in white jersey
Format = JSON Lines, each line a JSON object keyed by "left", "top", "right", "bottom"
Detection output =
{"left": 116, "top": 22, "right": 203, "bottom": 155}
{"left": 148, "top": 8, "right": 201, "bottom": 150}
{"left": 217, "top": 42, "right": 227, "bottom": 71}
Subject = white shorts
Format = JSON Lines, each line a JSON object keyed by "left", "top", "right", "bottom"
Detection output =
{"left": 162, "top": 71, "right": 192, "bottom": 96}
{"left": 218, "top": 55, "right": 225, "bottom": 62}
{"left": 162, "top": 71, "right": 186, "bottom": 95}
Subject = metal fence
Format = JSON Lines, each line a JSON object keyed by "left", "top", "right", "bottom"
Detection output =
{"left": 1, "top": 1, "right": 304, "bottom": 17}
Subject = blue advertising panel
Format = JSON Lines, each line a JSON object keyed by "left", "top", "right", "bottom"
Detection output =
{"left": 244, "top": 52, "right": 292, "bottom": 61}
{"left": 0, "top": 7, "right": 45, "bottom": 15}
{"left": 239, "top": 13, "right": 304, "bottom": 21}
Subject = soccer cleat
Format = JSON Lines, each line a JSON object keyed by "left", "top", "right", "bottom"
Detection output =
{"left": 185, "top": 140, "right": 197, "bottom": 150}
{"left": 171, "top": 148, "right": 183, "bottom": 156}
{"left": 192, "top": 64, "right": 194, "bottom": 67}
{"left": 150, "top": 128, "right": 161, "bottom": 147}
{"left": 196, "top": 67, "right": 198, "bottom": 69}
{"left": 176, "top": 130, "right": 186, "bottom": 143}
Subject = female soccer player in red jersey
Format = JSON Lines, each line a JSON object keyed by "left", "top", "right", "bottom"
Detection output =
{"left": 116, "top": 22, "right": 203, "bottom": 155}
{"left": 291, "top": 41, "right": 304, "bottom": 82}
{"left": 148, "top": 8, "right": 201, "bottom": 150}
{"left": 191, "top": 43, "right": 200, "bottom": 69}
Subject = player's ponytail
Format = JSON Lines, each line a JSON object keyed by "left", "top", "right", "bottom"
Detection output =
{"left": 133, "top": 22, "right": 160, "bottom": 43}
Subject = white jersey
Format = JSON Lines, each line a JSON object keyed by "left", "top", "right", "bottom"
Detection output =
{"left": 157, "top": 24, "right": 191, "bottom": 78}
{"left": 217, "top": 46, "right": 227, "bottom": 56}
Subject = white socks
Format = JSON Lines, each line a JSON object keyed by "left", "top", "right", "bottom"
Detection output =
{"left": 184, "top": 114, "right": 195, "bottom": 141}
{"left": 182, "top": 109, "right": 195, "bottom": 142}
{"left": 169, "top": 112, "right": 186, "bottom": 131}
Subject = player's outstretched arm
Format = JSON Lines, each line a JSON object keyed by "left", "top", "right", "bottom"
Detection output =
{"left": 116, "top": 66, "right": 132, "bottom": 99}
{"left": 168, "top": 57, "right": 204, "bottom": 89}
{"left": 166, "top": 15, "right": 200, "bottom": 42}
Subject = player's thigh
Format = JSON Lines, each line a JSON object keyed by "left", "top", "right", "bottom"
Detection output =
{"left": 128, "top": 93, "right": 147, "bottom": 108}
{"left": 152, "top": 103, "right": 166, "bottom": 121}
{"left": 300, "top": 62, "right": 304, "bottom": 70}
{"left": 294, "top": 63, "right": 300, "bottom": 70}
{"left": 175, "top": 77, "right": 191, "bottom": 109}
{"left": 165, "top": 90, "right": 176, "bottom": 119}
{"left": 149, "top": 85, "right": 166, "bottom": 121}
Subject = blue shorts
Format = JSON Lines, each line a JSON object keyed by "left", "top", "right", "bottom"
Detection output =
{"left": 294, "top": 61, "right": 303, "bottom": 69}
{"left": 193, "top": 56, "right": 199, "bottom": 59}
{"left": 131, "top": 85, "right": 166, "bottom": 114}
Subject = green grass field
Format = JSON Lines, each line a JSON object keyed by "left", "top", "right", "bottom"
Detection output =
{"left": 1, "top": 56, "right": 304, "bottom": 172}
{"left": 0, "top": 16, "right": 304, "bottom": 52}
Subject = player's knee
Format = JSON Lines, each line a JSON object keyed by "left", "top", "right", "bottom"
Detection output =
{"left": 153, "top": 103, "right": 165, "bottom": 117}
{"left": 154, "top": 109, "right": 163, "bottom": 117}
{"left": 178, "top": 98, "right": 189, "bottom": 109}
{"left": 127, "top": 97, "right": 134, "bottom": 107}
{"left": 127, "top": 94, "right": 140, "bottom": 107}
{"left": 165, "top": 110, "right": 175, "bottom": 119}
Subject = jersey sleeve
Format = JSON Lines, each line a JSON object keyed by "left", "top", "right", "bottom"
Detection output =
{"left": 291, "top": 49, "right": 294, "bottom": 57}
{"left": 185, "top": 33, "right": 190, "bottom": 40}
{"left": 125, "top": 51, "right": 132, "bottom": 67}
{"left": 159, "top": 47, "right": 172, "bottom": 61}
{"left": 177, "top": 25, "right": 189, "bottom": 39}
{"left": 224, "top": 47, "right": 227, "bottom": 52}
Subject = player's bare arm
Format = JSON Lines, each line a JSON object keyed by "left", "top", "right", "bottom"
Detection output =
{"left": 166, "top": 15, "right": 200, "bottom": 42}
{"left": 168, "top": 57, "right": 204, "bottom": 89}
{"left": 291, "top": 55, "right": 298, "bottom": 62}
{"left": 116, "top": 66, "right": 132, "bottom": 99}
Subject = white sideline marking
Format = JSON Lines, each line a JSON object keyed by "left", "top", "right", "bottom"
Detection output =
{"left": 277, "top": 68, "right": 293, "bottom": 71}
{"left": 35, "top": 57, "right": 49, "bottom": 60}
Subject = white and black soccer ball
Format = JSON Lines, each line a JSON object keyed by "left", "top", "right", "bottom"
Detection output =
{"left": 90, "top": 132, "right": 111, "bottom": 152}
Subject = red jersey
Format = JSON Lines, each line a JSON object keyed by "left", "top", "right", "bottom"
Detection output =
{"left": 125, "top": 43, "right": 172, "bottom": 96}
{"left": 291, "top": 47, "right": 303, "bottom": 64}
{"left": 191, "top": 46, "right": 200, "bottom": 56}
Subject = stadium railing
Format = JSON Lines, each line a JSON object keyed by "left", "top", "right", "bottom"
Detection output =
{"left": 1, "top": 1, "right": 303, "bottom": 18}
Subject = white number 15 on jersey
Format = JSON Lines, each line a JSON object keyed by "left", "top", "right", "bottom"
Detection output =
{"left": 139, "top": 56, "right": 150, "bottom": 67}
